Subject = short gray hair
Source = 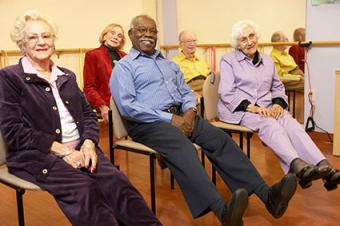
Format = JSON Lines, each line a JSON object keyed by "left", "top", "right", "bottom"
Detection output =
{"left": 178, "top": 30, "right": 196, "bottom": 42}
{"left": 231, "top": 19, "right": 259, "bottom": 48}
{"left": 271, "top": 31, "right": 287, "bottom": 42}
{"left": 129, "top": 14, "right": 156, "bottom": 30}
{"left": 10, "top": 10, "right": 58, "bottom": 49}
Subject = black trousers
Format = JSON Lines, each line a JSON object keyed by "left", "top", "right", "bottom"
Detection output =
{"left": 127, "top": 116, "right": 265, "bottom": 218}
{"left": 12, "top": 150, "right": 162, "bottom": 226}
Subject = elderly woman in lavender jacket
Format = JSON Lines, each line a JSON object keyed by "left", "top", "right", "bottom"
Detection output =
{"left": 0, "top": 10, "right": 161, "bottom": 226}
{"left": 218, "top": 19, "right": 340, "bottom": 191}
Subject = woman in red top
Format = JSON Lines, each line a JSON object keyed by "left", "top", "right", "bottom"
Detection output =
{"left": 288, "top": 28, "right": 305, "bottom": 73}
{"left": 83, "top": 23, "right": 126, "bottom": 120}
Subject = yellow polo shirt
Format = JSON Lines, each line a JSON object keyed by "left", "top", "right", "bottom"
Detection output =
{"left": 172, "top": 52, "right": 210, "bottom": 83}
{"left": 270, "top": 48, "right": 301, "bottom": 82}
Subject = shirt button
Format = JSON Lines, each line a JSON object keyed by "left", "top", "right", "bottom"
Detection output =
{"left": 25, "top": 76, "right": 31, "bottom": 81}
{"left": 55, "top": 128, "right": 61, "bottom": 134}
{"left": 65, "top": 100, "right": 69, "bottom": 104}
{"left": 42, "top": 169, "right": 48, "bottom": 174}
{"left": 52, "top": 106, "right": 57, "bottom": 111}
{"left": 45, "top": 87, "right": 51, "bottom": 92}
{"left": 76, "top": 121, "right": 79, "bottom": 124}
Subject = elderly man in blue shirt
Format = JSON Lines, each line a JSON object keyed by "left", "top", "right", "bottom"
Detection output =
{"left": 110, "top": 15, "right": 297, "bottom": 226}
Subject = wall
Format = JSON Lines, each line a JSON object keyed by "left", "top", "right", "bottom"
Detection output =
{"left": 160, "top": 0, "right": 306, "bottom": 70}
{"left": 0, "top": 0, "right": 157, "bottom": 50}
{"left": 176, "top": 0, "right": 306, "bottom": 44}
{"left": 0, "top": 0, "right": 157, "bottom": 87}
{"left": 305, "top": 1, "right": 340, "bottom": 132}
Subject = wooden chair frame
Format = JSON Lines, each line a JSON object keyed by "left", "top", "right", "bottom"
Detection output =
{"left": 0, "top": 132, "right": 43, "bottom": 226}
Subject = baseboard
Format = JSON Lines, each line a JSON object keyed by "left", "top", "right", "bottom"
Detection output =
{"left": 307, "top": 131, "right": 333, "bottom": 143}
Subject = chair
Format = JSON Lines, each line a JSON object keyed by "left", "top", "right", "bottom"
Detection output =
{"left": 202, "top": 72, "right": 253, "bottom": 157}
{"left": 286, "top": 89, "right": 296, "bottom": 118}
{"left": 0, "top": 132, "right": 43, "bottom": 226}
{"left": 108, "top": 98, "right": 160, "bottom": 213}
{"left": 202, "top": 72, "right": 254, "bottom": 184}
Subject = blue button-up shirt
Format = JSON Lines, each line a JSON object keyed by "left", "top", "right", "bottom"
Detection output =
{"left": 110, "top": 48, "right": 196, "bottom": 123}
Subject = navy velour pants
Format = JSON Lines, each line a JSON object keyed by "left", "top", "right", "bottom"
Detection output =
{"left": 127, "top": 115, "right": 265, "bottom": 218}
{"left": 11, "top": 150, "right": 162, "bottom": 226}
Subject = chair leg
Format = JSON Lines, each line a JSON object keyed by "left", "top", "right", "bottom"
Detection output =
{"left": 200, "top": 96, "right": 205, "bottom": 118}
{"left": 108, "top": 110, "right": 115, "bottom": 165}
{"left": 246, "top": 132, "right": 251, "bottom": 159}
{"left": 170, "top": 173, "right": 175, "bottom": 190}
{"left": 108, "top": 110, "right": 120, "bottom": 169}
{"left": 149, "top": 155, "right": 156, "bottom": 214}
{"left": 212, "top": 166, "right": 216, "bottom": 185}
{"left": 239, "top": 132, "right": 244, "bottom": 150}
{"left": 110, "top": 145, "right": 120, "bottom": 170}
{"left": 201, "top": 150, "right": 206, "bottom": 168}
{"left": 16, "top": 188, "right": 25, "bottom": 226}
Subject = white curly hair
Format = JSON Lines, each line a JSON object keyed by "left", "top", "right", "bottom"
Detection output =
{"left": 10, "top": 10, "right": 58, "bottom": 49}
{"left": 231, "top": 19, "right": 259, "bottom": 48}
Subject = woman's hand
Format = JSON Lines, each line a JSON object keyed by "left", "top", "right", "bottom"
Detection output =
{"left": 270, "top": 104, "right": 284, "bottom": 119}
{"left": 80, "top": 139, "right": 98, "bottom": 173}
{"left": 63, "top": 151, "right": 85, "bottom": 169}
{"left": 246, "top": 104, "right": 272, "bottom": 117}
{"left": 99, "top": 105, "right": 110, "bottom": 121}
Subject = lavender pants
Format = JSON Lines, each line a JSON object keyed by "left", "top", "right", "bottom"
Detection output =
{"left": 241, "top": 110, "right": 325, "bottom": 173}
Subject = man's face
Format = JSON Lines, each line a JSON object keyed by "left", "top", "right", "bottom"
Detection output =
{"left": 128, "top": 17, "right": 158, "bottom": 55}
{"left": 180, "top": 32, "right": 197, "bottom": 57}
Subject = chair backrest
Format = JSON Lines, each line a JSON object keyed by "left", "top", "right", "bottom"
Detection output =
{"left": 0, "top": 131, "right": 7, "bottom": 165}
{"left": 202, "top": 72, "right": 221, "bottom": 121}
{"left": 109, "top": 98, "right": 129, "bottom": 138}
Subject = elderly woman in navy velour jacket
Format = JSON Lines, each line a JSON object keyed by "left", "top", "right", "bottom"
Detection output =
{"left": 83, "top": 23, "right": 126, "bottom": 121}
{"left": 0, "top": 10, "right": 162, "bottom": 226}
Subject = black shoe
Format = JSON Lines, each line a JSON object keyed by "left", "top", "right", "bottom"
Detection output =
{"left": 317, "top": 160, "right": 340, "bottom": 191}
{"left": 266, "top": 173, "right": 297, "bottom": 219}
{"left": 323, "top": 169, "right": 340, "bottom": 191}
{"left": 290, "top": 158, "right": 331, "bottom": 189}
{"left": 297, "top": 165, "right": 331, "bottom": 189}
{"left": 221, "top": 188, "right": 248, "bottom": 226}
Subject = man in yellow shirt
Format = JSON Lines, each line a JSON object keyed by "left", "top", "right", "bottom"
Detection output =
{"left": 270, "top": 31, "right": 304, "bottom": 91}
{"left": 172, "top": 31, "right": 210, "bottom": 93}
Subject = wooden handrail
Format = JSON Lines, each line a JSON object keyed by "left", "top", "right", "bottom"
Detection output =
{"left": 0, "top": 48, "right": 94, "bottom": 69}
{"left": 160, "top": 41, "right": 340, "bottom": 50}
{"left": 0, "top": 48, "right": 93, "bottom": 57}
{"left": 0, "top": 41, "right": 339, "bottom": 58}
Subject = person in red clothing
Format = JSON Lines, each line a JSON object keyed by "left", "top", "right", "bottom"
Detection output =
{"left": 83, "top": 23, "right": 126, "bottom": 121}
{"left": 288, "top": 28, "right": 305, "bottom": 73}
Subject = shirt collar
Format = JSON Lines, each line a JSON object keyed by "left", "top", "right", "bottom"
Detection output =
{"left": 178, "top": 51, "right": 199, "bottom": 61}
{"left": 235, "top": 49, "right": 263, "bottom": 66}
{"left": 129, "top": 48, "right": 165, "bottom": 60}
{"left": 21, "top": 56, "right": 65, "bottom": 83}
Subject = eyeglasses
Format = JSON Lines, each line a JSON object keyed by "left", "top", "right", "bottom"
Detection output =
{"left": 238, "top": 33, "right": 257, "bottom": 45}
{"left": 25, "top": 33, "right": 54, "bottom": 44}
{"left": 133, "top": 26, "right": 158, "bottom": 35}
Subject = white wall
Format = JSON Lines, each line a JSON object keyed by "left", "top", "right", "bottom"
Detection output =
{"left": 0, "top": 0, "right": 157, "bottom": 87}
{"left": 176, "top": 0, "right": 306, "bottom": 44}
{"left": 0, "top": 0, "right": 156, "bottom": 50}
{"left": 306, "top": 1, "right": 340, "bottom": 132}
